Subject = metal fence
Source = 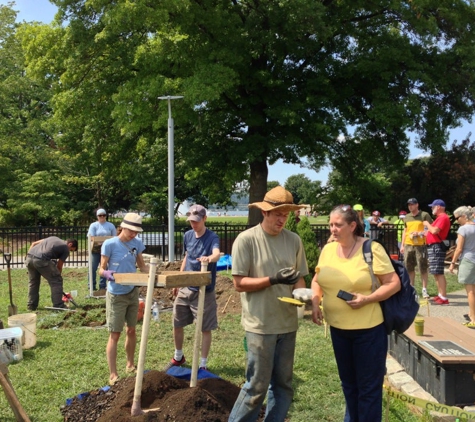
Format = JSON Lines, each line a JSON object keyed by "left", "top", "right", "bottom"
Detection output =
{"left": 0, "top": 223, "right": 459, "bottom": 268}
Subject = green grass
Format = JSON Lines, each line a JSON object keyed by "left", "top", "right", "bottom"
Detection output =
{"left": 0, "top": 267, "right": 459, "bottom": 421}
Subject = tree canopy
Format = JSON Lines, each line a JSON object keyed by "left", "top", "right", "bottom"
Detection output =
{"left": 0, "top": 1, "right": 475, "bottom": 225}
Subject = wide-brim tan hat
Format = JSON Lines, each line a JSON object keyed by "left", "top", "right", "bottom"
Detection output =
{"left": 248, "top": 186, "right": 305, "bottom": 212}
{"left": 120, "top": 213, "right": 143, "bottom": 232}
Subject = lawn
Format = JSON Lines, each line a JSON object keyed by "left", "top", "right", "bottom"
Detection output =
{"left": 0, "top": 266, "right": 459, "bottom": 421}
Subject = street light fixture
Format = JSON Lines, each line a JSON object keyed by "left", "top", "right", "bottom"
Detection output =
{"left": 158, "top": 95, "right": 184, "bottom": 262}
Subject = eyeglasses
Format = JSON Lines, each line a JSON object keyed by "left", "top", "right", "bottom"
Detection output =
{"left": 456, "top": 215, "right": 463, "bottom": 221}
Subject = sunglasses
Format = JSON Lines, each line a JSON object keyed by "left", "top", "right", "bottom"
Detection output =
{"left": 333, "top": 204, "right": 352, "bottom": 212}
{"left": 187, "top": 210, "right": 202, "bottom": 216}
{"left": 98, "top": 215, "right": 106, "bottom": 217}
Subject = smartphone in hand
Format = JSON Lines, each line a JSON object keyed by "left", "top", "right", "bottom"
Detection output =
{"left": 337, "top": 290, "right": 354, "bottom": 301}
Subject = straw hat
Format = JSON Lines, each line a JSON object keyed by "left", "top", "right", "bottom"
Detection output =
{"left": 120, "top": 213, "right": 143, "bottom": 232}
{"left": 248, "top": 186, "right": 305, "bottom": 212}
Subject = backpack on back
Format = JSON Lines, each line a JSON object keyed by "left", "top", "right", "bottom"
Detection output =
{"left": 362, "top": 239, "right": 419, "bottom": 334}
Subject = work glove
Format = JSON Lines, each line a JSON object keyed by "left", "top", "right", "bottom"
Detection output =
{"left": 269, "top": 267, "right": 301, "bottom": 285}
{"left": 102, "top": 270, "right": 116, "bottom": 281}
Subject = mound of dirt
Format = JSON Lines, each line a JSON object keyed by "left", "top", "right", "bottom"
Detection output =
{"left": 61, "top": 262, "right": 247, "bottom": 421}
{"left": 61, "top": 370, "right": 244, "bottom": 422}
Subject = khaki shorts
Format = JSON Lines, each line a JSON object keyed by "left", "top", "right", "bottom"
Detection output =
{"left": 173, "top": 287, "right": 218, "bottom": 331}
{"left": 106, "top": 287, "right": 139, "bottom": 332}
{"left": 404, "top": 245, "right": 428, "bottom": 273}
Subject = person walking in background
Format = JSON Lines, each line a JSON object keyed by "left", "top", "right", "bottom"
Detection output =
{"left": 424, "top": 199, "right": 451, "bottom": 305}
{"left": 311, "top": 205, "right": 400, "bottom": 422}
{"left": 353, "top": 204, "right": 370, "bottom": 237}
{"left": 164, "top": 204, "right": 220, "bottom": 372}
{"left": 99, "top": 213, "right": 149, "bottom": 386}
{"left": 228, "top": 186, "right": 308, "bottom": 422}
{"left": 449, "top": 206, "right": 475, "bottom": 326}
{"left": 87, "top": 208, "right": 117, "bottom": 291}
{"left": 367, "top": 210, "right": 390, "bottom": 239}
{"left": 400, "top": 198, "right": 433, "bottom": 297}
{"left": 26, "top": 237, "right": 78, "bottom": 310}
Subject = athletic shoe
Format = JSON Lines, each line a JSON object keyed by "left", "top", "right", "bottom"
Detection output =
{"left": 432, "top": 296, "right": 449, "bottom": 305}
{"left": 163, "top": 356, "right": 186, "bottom": 372}
{"left": 422, "top": 289, "right": 430, "bottom": 299}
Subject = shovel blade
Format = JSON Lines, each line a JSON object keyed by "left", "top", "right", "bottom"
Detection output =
{"left": 8, "top": 305, "right": 18, "bottom": 317}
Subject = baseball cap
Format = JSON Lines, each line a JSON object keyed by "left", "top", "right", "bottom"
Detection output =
{"left": 96, "top": 208, "right": 107, "bottom": 216}
{"left": 186, "top": 204, "right": 207, "bottom": 222}
{"left": 398, "top": 211, "right": 407, "bottom": 218}
{"left": 372, "top": 210, "right": 380, "bottom": 216}
{"left": 353, "top": 204, "right": 363, "bottom": 211}
{"left": 428, "top": 199, "right": 446, "bottom": 207}
{"left": 407, "top": 198, "right": 418, "bottom": 205}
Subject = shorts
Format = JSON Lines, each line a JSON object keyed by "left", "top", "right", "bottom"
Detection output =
{"left": 458, "top": 258, "right": 475, "bottom": 285}
{"left": 403, "top": 245, "right": 428, "bottom": 273}
{"left": 173, "top": 287, "right": 218, "bottom": 331}
{"left": 427, "top": 244, "right": 446, "bottom": 275}
{"left": 106, "top": 287, "right": 139, "bottom": 332}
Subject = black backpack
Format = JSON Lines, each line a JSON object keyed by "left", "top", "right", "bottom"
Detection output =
{"left": 362, "top": 239, "right": 420, "bottom": 334}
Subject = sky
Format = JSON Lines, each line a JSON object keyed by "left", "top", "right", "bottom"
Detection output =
{"left": 4, "top": 0, "right": 475, "bottom": 185}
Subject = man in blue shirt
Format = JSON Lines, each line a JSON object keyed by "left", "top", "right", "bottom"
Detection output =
{"left": 100, "top": 213, "right": 149, "bottom": 386}
{"left": 164, "top": 204, "right": 220, "bottom": 372}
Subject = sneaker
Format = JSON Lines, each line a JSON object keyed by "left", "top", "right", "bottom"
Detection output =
{"left": 432, "top": 297, "right": 449, "bottom": 305}
{"left": 163, "top": 356, "right": 186, "bottom": 372}
{"left": 422, "top": 289, "right": 429, "bottom": 299}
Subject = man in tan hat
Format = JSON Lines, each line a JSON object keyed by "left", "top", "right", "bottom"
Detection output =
{"left": 229, "top": 186, "right": 308, "bottom": 422}
{"left": 99, "top": 212, "right": 149, "bottom": 385}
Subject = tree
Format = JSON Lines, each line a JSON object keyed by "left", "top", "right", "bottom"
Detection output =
{"left": 21, "top": 0, "right": 475, "bottom": 226}
{"left": 297, "top": 217, "right": 320, "bottom": 286}
{"left": 284, "top": 174, "right": 322, "bottom": 207}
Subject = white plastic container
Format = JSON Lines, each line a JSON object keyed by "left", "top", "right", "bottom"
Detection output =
{"left": 0, "top": 327, "right": 23, "bottom": 363}
{"left": 8, "top": 313, "right": 37, "bottom": 349}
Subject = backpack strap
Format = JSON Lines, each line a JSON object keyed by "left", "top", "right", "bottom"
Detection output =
{"left": 363, "top": 239, "right": 380, "bottom": 292}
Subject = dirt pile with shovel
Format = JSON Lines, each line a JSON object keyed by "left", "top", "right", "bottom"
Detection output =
{"left": 61, "top": 370, "right": 245, "bottom": 422}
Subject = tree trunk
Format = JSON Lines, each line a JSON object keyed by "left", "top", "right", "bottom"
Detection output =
{"left": 248, "top": 158, "right": 268, "bottom": 226}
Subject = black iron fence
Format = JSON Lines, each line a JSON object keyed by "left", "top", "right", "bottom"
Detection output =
{"left": 0, "top": 223, "right": 459, "bottom": 268}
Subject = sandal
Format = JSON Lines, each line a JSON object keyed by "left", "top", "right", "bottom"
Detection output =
{"left": 126, "top": 366, "right": 137, "bottom": 374}
{"left": 109, "top": 375, "right": 120, "bottom": 386}
{"left": 462, "top": 322, "right": 475, "bottom": 328}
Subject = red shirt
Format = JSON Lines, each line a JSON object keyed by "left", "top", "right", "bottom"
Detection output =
{"left": 426, "top": 213, "right": 451, "bottom": 245}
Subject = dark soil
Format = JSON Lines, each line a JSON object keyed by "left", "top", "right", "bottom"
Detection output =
{"left": 61, "top": 261, "right": 248, "bottom": 421}
{"left": 61, "top": 370, "right": 243, "bottom": 422}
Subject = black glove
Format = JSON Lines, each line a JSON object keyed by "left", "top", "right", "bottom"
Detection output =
{"left": 269, "top": 267, "right": 301, "bottom": 285}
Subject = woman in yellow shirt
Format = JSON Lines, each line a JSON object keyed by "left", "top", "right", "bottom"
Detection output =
{"left": 311, "top": 205, "right": 400, "bottom": 421}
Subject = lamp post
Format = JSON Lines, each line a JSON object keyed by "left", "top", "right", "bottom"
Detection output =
{"left": 158, "top": 95, "right": 183, "bottom": 262}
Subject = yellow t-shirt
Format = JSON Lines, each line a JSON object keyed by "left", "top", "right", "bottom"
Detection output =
{"left": 316, "top": 241, "right": 393, "bottom": 330}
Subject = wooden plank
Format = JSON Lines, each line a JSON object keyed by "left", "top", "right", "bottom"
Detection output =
{"left": 403, "top": 316, "right": 475, "bottom": 364}
{"left": 113, "top": 271, "right": 211, "bottom": 288}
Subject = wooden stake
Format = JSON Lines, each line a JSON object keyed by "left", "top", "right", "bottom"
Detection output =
{"left": 0, "top": 364, "right": 31, "bottom": 422}
{"left": 131, "top": 258, "right": 158, "bottom": 417}
{"left": 221, "top": 295, "right": 232, "bottom": 313}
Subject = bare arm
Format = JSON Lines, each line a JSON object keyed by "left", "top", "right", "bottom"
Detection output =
{"left": 449, "top": 234, "right": 465, "bottom": 273}
{"left": 233, "top": 274, "right": 275, "bottom": 292}
{"left": 311, "top": 272, "right": 324, "bottom": 325}
{"left": 57, "top": 260, "right": 64, "bottom": 273}
{"left": 99, "top": 255, "right": 110, "bottom": 276}
{"left": 197, "top": 247, "right": 221, "bottom": 264}
{"left": 136, "top": 253, "right": 150, "bottom": 273}
{"left": 423, "top": 220, "right": 440, "bottom": 235}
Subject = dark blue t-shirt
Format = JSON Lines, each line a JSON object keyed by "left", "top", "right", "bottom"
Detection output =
{"left": 183, "top": 228, "right": 220, "bottom": 292}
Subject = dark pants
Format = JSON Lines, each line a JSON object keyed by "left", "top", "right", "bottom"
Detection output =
{"left": 89, "top": 252, "right": 106, "bottom": 290}
{"left": 330, "top": 323, "right": 387, "bottom": 422}
{"left": 26, "top": 256, "right": 64, "bottom": 309}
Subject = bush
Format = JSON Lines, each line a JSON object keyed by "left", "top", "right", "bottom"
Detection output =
{"left": 297, "top": 217, "right": 320, "bottom": 287}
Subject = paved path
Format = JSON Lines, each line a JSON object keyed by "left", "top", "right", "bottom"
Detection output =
{"left": 420, "top": 289, "right": 470, "bottom": 324}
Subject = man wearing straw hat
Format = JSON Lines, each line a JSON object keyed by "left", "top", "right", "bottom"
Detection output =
{"left": 99, "top": 213, "right": 149, "bottom": 386}
{"left": 229, "top": 186, "right": 308, "bottom": 422}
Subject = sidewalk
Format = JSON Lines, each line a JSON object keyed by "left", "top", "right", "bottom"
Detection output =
{"left": 386, "top": 287, "right": 475, "bottom": 420}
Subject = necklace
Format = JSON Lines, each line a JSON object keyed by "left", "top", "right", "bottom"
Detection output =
{"left": 340, "top": 238, "right": 357, "bottom": 259}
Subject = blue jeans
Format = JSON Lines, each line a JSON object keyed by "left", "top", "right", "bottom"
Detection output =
{"left": 89, "top": 253, "right": 106, "bottom": 290}
{"left": 229, "top": 331, "right": 296, "bottom": 422}
{"left": 330, "top": 323, "right": 387, "bottom": 422}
